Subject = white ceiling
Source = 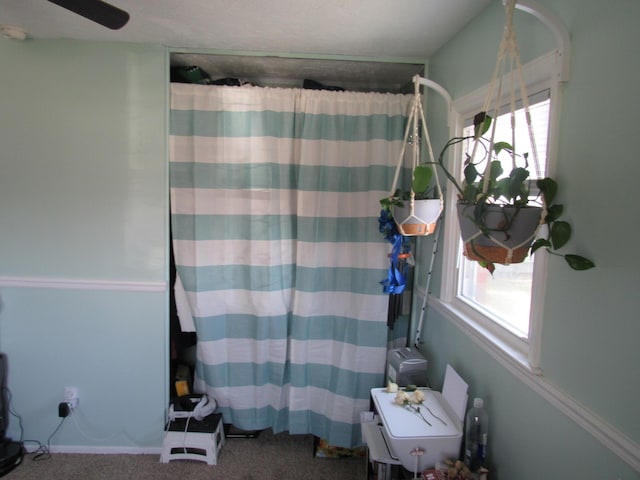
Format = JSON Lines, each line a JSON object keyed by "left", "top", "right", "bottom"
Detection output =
{"left": 1, "top": 0, "right": 492, "bottom": 91}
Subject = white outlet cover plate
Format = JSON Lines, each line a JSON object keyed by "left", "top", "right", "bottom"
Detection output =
{"left": 64, "top": 387, "right": 79, "bottom": 400}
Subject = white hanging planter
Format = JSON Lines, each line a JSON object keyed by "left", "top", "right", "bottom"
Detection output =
{"left": 382, "top": 75, "right": 451, "bottom": 238}
{"left": 394, "top": 198, "right": 443, "bottom": 236}
{"left": 431, "top": 0, "right": 594, "bottom": 271}
{"left": 457, "top": 203, "right": 543, "bottom": 264}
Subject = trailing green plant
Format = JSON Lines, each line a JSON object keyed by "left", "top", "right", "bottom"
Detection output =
{"left": 379, "top": 164, "right": 434, "bottom": 213}
{"left": 434, "top": 111, "right": 594, "bottom": 272}
{"left": 531, "top": 178, "right": 594, "bottom": 270}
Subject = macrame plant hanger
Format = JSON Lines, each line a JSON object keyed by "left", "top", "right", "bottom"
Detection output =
{"left": 388, "top": 75, "right": 445, "bottom": 237}
{"left": 381, "top": 74, "right": 451, "bottom": 334}
{"left": 415, "top": 0, "right": 572, "bottom": 354}
{"left": 384, "top": 75, "right": 452, "bottom": 345}
{"left": 463, "top": 0, "right": 547, "bottom": 265}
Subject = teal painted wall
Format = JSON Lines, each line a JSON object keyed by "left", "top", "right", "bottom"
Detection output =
{"left": 0, "top": 4, "right": 638, "bottom": 476}
{"left": 419, "top": 0, "right": 640, "bottom": 478}
{"left": 0, "top": 40, "right": 166, "bottom": 281}
{"left": 0, "top": 39, "right": 168, "bottom": 449}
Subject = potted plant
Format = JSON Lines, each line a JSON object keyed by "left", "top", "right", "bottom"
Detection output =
{"left": 422, "top": 0, "right": 593, "bottom": 273}
{"left": 380, "top": 164, "right": 442, "bottom": 236}
{"left": 435, "top": 111, "right": 594, "bottom": 273}
{"left": 379, "top": 75, "right": 446, "bottom": 238}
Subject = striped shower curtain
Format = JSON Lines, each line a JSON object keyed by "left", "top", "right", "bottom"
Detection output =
{"left": 170, "top": 83, "right": 411, "bottom": 447}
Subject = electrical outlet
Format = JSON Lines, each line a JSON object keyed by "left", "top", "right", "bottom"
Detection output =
{"left": 64, "top": 386, "right": 79, "bottom": 409}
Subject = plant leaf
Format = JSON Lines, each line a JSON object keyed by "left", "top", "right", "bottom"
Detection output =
{"left": 489, "top": 161, "right": 503, "bottom": 181}
{"left": 550, "top": 221, "right": 572, "bottom": 249}
{"left": 538, "top": 177, "right": 558, "bottom": 206}
{"left": 478, "top": 261, "right": 495, "bottom": 275}
{"left": 546, "top": 204, "right": 564, "bottom": 223}
{"left": 464, "top": 163, "right": 478, "bottom": 185}
{"left": 496, "top": 177, "right": 511, "bottom": 199}
{"left": 503, "top": 167, "right": 529, "bottom": 199}
{"left": 412, "top": 165, "right": 432, "bottom": 194}
{"left": 510, "top": 167, "right": 530, "bottom": 183}
{"left": 531, "top": 238, "right": 551, "bottom": 253}
{"left": 462, "top": 184, "right": 479, "bottom": 203}
{"left": 493, "top": 141, "right": 513, "bottom": 155}
{"left": 564, "top": 254, "right": 595, "bottom": 270}
{"left": 473, "top": 112, "right": 492, "bottom": 138}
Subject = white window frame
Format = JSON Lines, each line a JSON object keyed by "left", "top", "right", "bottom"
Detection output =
{"left": 431, "top": 51, "right": 563, "bottom": 373}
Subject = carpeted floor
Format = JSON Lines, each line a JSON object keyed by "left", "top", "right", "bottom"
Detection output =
{"left": 4, "top": 430, "right": 368, "bottom": 480}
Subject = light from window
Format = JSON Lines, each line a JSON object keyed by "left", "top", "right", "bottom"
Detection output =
{"left": 457, "top": 98, "right": 550, "bottom": 339}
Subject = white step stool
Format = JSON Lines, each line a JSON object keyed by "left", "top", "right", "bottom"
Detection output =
{"left": 160, "top": 412, "right": 224, "bottom": 465}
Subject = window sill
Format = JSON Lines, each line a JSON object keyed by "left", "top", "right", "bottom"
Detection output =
{"left": 429, "top": 296, "right": 541, "bottom": 376}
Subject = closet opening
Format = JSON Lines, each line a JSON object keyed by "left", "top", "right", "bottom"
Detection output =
{"left": 167, "top": 52, "right": 425, "bottom": 436}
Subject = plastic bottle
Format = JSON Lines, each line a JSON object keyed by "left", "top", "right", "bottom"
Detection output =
{"left": 463, "top": 397, "right": 488, "bottom": 471}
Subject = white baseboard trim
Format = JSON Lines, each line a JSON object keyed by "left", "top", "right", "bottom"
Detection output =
{"left": 36, "top": 445, "right": 163, "bottom": 455}
{"left": 0, "top": 276, "right": 166, "bottom": 292}
{"left": 429, "top": 296, "right": 640, "bottom": 472}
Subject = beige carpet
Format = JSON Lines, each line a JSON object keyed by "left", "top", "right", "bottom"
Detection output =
{"left": 5, "top": 430, "right": 367, "bottom": 480}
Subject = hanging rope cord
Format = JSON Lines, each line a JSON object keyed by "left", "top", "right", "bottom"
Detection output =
{"left": 464, "top": 0, "right": 547, "bottom": 263}
{"left": 381, "top": 76, "right": 448, "bottom": 295}
{"left": 389, "top": 76, "right": 444, "bottom": 220}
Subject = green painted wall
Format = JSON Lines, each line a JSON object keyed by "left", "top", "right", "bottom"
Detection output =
{"left": 419, "top": 0, "right": 640, "bottom": 478}
{"left": 0, "top": 4, "right": 638, "bottom": 476}
{"left": 0, "top": 39, "right": 168, "bottom": 449}
{"left": 0, "top": 40, "right": 166, "bottom": 281}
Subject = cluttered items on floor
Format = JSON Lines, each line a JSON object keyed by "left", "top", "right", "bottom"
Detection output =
{"left": 313, "top": 437, "right": 367, "bottom": 459}
{"left": 422, "top": 459, "right": 489, "bottom": 480}
{"left": 160, "top": 394, "right": 224, "bottom": 465}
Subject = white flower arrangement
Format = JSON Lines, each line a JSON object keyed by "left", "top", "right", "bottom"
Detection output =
{"left": 394, "top": 390, "right": 410, "bottom": 405}
{"left": 411, "top": 389, "right": 425, "bottom": 404}
{"left": 388, "top": 386, "right": 443, "bottom": 427}
{"left": 393, "top": 388, "right": 425, "bottom": 406}
{"left": 388, "top": 383, "right": 428, "bottom": 410}
{"left": 387, "top": 383, "right": 424, "bottom": 405}
{"left": 386, "top": 382, "right": 399, "bottom": 393}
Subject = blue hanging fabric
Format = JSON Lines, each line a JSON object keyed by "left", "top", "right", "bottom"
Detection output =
{"left": 378, "top": 209, "right": 410, "bottom": 294}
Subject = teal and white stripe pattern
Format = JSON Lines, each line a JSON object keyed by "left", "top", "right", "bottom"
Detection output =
{"left": 170, "top": 83, "right": 411, "bottom": 447}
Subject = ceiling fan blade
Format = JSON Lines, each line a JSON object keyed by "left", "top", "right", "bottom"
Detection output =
{"left": 48, "top": 0, "right": 130, "bottom": 30}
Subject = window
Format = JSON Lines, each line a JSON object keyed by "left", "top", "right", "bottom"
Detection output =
{"left": 459, "top": 96, "right": 550, "bottom": 338}
{"left": 435, "top": 52, "right": 559, "bottom": 370}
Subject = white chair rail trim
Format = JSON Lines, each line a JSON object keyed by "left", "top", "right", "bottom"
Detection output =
{"left": 0, "top": 276, "right": 166, "bottom": 292}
